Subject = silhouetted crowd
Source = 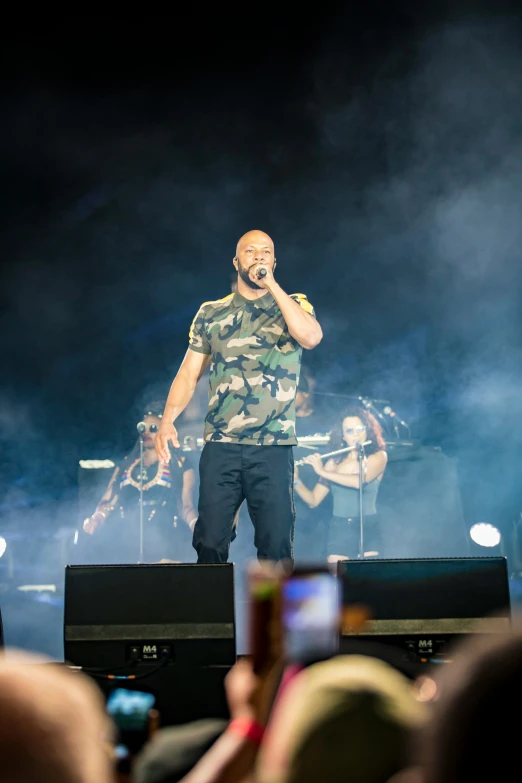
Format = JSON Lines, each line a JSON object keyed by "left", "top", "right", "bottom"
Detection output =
{"left": 1, "top": 602, "right": 520, "bottom": 783}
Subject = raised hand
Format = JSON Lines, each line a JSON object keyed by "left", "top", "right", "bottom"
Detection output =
{"left": 155, "top": 421, "right": 180, "bottom": 462}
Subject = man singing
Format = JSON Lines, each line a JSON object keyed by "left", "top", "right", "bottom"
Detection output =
{"left": 155, "top": 229, "right": 323, "bottom": 563}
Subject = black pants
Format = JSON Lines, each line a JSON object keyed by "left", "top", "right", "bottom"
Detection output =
{"left": 192, "top": 442, "right": 295, "bottom": 564}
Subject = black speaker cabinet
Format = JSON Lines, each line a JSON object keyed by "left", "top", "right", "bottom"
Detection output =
{"left": 338, "top": 557, "right": 511, "bottom": 664}
{"left": 377, "top": 446, "right": 470, "bottom": 558}
{"left": 64, "top": 563, "right": 236, "bottom": 725}
{"left": 64, "top": 563, "right": 236, "bottom": 667}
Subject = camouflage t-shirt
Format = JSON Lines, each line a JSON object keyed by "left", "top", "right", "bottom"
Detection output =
{"left": 188, "top": 290, "right": 316, "bottom": 445}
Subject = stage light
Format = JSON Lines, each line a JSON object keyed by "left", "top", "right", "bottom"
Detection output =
{"left": 0, "top": 538, "right": 6, "bottom": 558}
{"left": 469, "top": 523, "right": 501, "bottom": 548}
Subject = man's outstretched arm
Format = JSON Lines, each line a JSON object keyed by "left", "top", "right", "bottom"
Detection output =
{"left": 155, "top": 348, "right": 210, "bottom": 460}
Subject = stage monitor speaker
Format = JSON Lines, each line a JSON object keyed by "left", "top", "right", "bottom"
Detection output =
{"left": 64, "top": 563, "right": 236, "bottom": 668}
{"left": 64, "top": 563, "right": 236, "bottom": 725}
{"left": 338, "top": 556, "right": 511, "bottom": 666}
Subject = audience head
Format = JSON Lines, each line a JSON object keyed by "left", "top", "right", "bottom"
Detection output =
{"left": 257, "top": 653, "right": 429, "bottom": 783}
{"left": 0, "top": 649, "right": 114, "bottom": 783}
{"left": 131, "top": 718, "right": 228, "bottom": 783}
{"left": 418, "top": 622, "right": 522, "bottom": 783}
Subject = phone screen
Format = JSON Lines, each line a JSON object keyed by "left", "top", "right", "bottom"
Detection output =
{"left": 282, "top": 568, "right": 341, "bottom": 664}
{"left": 106, "top": 688, "right": 156, "bottom": 755}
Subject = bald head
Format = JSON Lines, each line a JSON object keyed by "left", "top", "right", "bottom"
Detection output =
{"left": 236, "top": 229, "right": 274, "bottom": 256}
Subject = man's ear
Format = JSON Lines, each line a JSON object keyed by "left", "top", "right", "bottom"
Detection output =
{"left": 233, "top": 256, "right": 239, "bottom": 270}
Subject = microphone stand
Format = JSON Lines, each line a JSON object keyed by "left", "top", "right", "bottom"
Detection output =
{"left": 136, "top": 422, "right": 146, "bottom": 563}
{"left": 356, "top": 441, "right": 365, "bottom": 559}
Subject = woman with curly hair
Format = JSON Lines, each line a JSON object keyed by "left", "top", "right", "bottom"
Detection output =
{"left": 294, "top": 404, "right": 387, "bottom": 562}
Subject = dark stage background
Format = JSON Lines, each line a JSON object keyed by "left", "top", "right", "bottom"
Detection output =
{"left": 2, "top": 1, "right": 522, "bottom": 658}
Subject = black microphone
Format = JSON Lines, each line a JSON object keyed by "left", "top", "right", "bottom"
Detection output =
{"left": 257, "top": 267, "right": 267, "bottom": 279}
{"left": 137, "top": 421, "right": 146, "bottom": 434}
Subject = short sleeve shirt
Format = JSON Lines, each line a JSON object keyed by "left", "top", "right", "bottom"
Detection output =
{"left": 188, "top": 291, "right": 316, "bottom": 445}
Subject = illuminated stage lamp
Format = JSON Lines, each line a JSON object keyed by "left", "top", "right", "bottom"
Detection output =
{"left": 470, "top": 523, "right": 502, "bottom": 548}
{"left": 0, "top": 537, "right": 6, "bottom": 558}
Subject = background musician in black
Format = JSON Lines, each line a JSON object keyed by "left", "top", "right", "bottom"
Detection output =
{"left": 82, "top": 400, "right": 198, "bottom": 563}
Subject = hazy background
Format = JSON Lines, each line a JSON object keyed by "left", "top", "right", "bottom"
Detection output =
{"left": 1, "top": 0, "right": 522, "bottom": 656}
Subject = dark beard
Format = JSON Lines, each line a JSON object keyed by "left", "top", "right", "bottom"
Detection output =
{"left": 237, "top": 262, "right": 262, "bottom": 291}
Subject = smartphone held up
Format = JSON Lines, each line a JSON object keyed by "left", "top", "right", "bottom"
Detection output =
{"left": 106, "top": 687, "right": 159, "bottom": 760}
{"left": 281, "top": 564, "right": 341, "bottom": 665}
{"left": 246, "top": 560, "right": 342, "bottom": 668}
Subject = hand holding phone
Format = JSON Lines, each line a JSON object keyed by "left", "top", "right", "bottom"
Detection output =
{"left": 106, "top": 688, "right": 158, "bottom": 757}
{"left": 246, "top": 559, "right": 284, "bottom": 675}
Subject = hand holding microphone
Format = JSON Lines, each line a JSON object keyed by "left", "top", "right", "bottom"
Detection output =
{"left": 250, "top": 263, "right": 271, "bottom": 288}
